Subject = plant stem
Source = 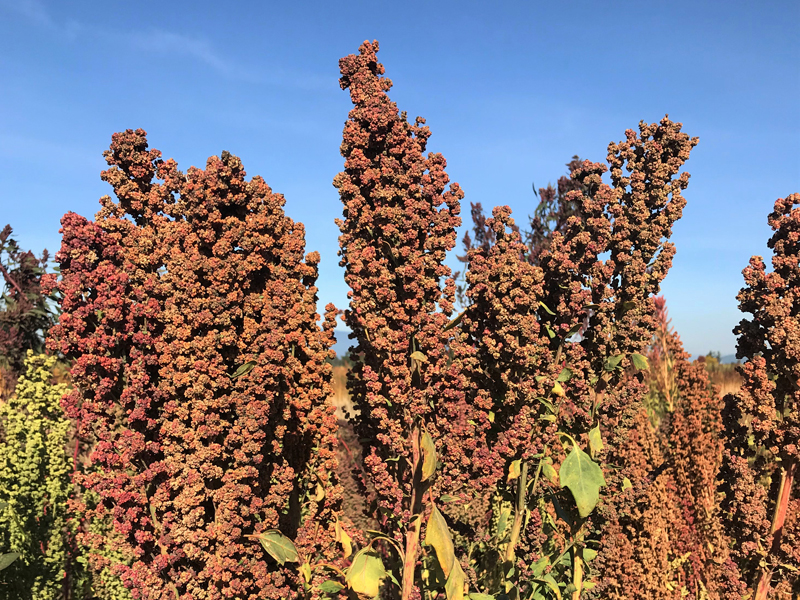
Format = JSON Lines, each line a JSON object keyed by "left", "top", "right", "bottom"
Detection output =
{"left": 505, "top": 461, "right": 529, "bottom": 563}
{"left": 401, "top": 426, "right": 424, "bottom": 600}
{"left": 754, "top": 458, "right": 796, "bottom": 600}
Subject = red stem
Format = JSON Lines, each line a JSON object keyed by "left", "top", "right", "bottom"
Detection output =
{"left": 754, "top": 458, "right": 796, "bottom": 600}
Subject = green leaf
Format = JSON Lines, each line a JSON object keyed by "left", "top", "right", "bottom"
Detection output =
{"left": 257, "top": 530, "right": 299, "bottom": 565}
{"left": 557, "top": 368, "right": 573, "bottom": 382}
{"left": 622, "top": 477, "right": 633, "bottom": 492}
{"left": 468, "top": 594, "right": 496, "bottom": 600}
{"left": 535, "top": 574, "right": 562, "bottom": 600}
{"left": 420, "top": 427, "right": 437, "bottom": 481}
{"left": 584, "top": 548, "right": 598, "bottom": 562}
{"left": 531, "top": 555, "right": 550, "bottom": 577}
{"left": 539, "top": 301, "right": 556, "bottom": 315}
{"left": 559, "top": 443, "right": 606, "bottom": 518}
{"left": 230, "top": 360, "right": 256, "bottom": 379}
{"left": 564, "top": 322, "right": 583, "bottom": 339}
{"left": 439, "top": 494, "right": 459, "bottom": 504}
{"left": 345, "top": 548, "right": 387, "bottom": 599}
{"left": 631, "top": 353, "right": 649, "bottom": 370}
{"left": 542, "top": 460, "right": 558, "bottom": 484}
{"left": 545, "top": 324, "right": 556, "bottom": 339}
{"left": 318, "top": 580, "right": 345, "bottom": 594}
{"left": 603, "top": 354, "right": 625, "bottom": 372}
{"left": 588, "top": 425, "right": 604, "bottom": 458}
{"left": 488, "top": 411, "right": 495, "bottom": 423}
{"left": 0, "top": 552, "right": 19, "bottom": 571}
{"left": 444, "top": 310, "right": 465, "bottom": 332}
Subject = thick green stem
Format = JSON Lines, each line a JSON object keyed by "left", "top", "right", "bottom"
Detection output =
{"left": 504, "top": 461, "right": 529, "bottom": 563}
{"left": 754, "top": 458, "right": 796, "bottom": 600}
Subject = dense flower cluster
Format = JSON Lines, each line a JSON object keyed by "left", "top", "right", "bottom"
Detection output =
{"left": 719, "top": 193, "right": 800, "bottom": 599}
{"left": 334, "top": 40, "right": 465, "bottom": 525}
{"left": 0, "top": 226, "right": 56, "bottom": 393}
{"left": 0, "top": 352, "right": 74, "bottom": 599}
{"left": 447, "top": 119, "right": 697, "bottom": 596}
{"left": 47, "top": 131, "right": 340, "bottom": 600}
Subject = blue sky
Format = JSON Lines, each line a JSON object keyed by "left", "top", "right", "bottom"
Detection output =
{"left": 1, "top": 0, "right": 797, "bottom": 357}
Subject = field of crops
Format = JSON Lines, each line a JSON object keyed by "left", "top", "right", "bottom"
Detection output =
{"left": 0, "top": 38, "right": 797, "bottom": 600}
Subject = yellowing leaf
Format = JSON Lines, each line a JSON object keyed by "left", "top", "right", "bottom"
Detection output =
{"left": 257, "top": 530, "right": 299, "bottom": 565}
{"left": 425, "top": 505, "right": 466, "bottom": 600}
{"left": 299, "top": 561, "right": 312, "bottom": 583}
{"left": 335, "top": 518, "right": 352, "bottom": 558}
{"left": 551, "top": 382, "right": 565, "bottom": 397}
{"left": 445, "top": 560, "right": 467, "bottom": 600}
{"left": 559, "top": 443, "right": 606, "bottom": 518}
{"left": 622, "top": 477, "right": 633, "bottom": 492}
{"left": 588, "top": 425, "right": 604, "bottom": 458}
{"left": 410, "top": 351, "right": 428, "bottom": 362}
{"left": 313, "top": 483, "right": 325, "bottom": 502}
{"left": 631, "top": 353, "right": 649, "bottom": 370}
{"left": 507, "top": 459, "right": 521, "bottom": 482}
{"left": 420, "top": 427, "right": 437, "bottom": 481}
{"left": 345, "top": 548, "right": 386, "bottom": 599}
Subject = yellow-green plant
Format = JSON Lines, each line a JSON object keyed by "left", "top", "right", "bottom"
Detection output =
{"left": 0, "top": 351, "right": 73, "bottom": 599}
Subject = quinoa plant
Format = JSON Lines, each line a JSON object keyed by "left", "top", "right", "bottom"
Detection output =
{"left": 47, "top": 131, "right": 341, "bottom": 599}
{"left": 719, "top": 193, "right": 800, "bottom": 599}
{"left": 0, "top": 352, "right": 74, "bottom": 600}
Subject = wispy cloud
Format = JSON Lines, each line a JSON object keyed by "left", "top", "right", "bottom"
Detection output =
{"left": 0, "top": 0, "right": 310, "bottom": 85}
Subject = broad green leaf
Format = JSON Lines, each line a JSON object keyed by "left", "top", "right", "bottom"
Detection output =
{"left": 588, "top": 425, "right": 604, "bottom": 458}
{"left": 559, "top": 444, "right": 606, "bottom": 518}
{"left": 421, "top": 427, "right": 437, "bottom": 481}
{"left": 257, "top": 530, "right": 299, "bottom": 565}
{"left": 535, "top": 574, "right": 562, "bottom": 600}
{"left": 631, "top": 353, "right": 649, "bottom": 370}
{"left": 584, "top": 548, "right": 598, "bottom": 562}
{"left": 496, "top": 506, "right": 512, "bottom": 539}
{"left": 468, "top": 594, "right": 495, "bottom": 600}
{"left": 230, "top": 360, "right": 256, "bottom": 379}
{"left": 551, "top": 382, "right": 565, "bottom": 397}
{"left": 531, "top": 555, "right": 550, "bottom": 577}
{"left": 603, "top": 354, "right": 625, "bottom": 372}
{"left": 0, "top": 552, "right": 18, "bottom": 571}
{"left": 345, "top": 548, "right": 386, "bottom": 599}
{"left": 318, "top": 580, "right": 345, "bottom": 594}
{"left": 557, "top": 368, "right": 573, "bottom": 382}
{"left": 539, "top": 301, "right": 556, "bottom": 315}
{"left": 507, "top": 459, "right": 521, "bottom": 482}
{"left": 439, "top": 494, "right": 458, "bottom": 504}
